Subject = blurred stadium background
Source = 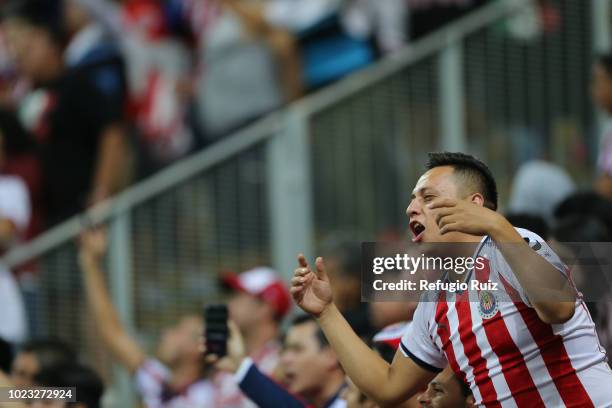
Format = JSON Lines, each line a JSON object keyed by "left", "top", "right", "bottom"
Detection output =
{"left": 0, "top": 0, "right": 610, "bottom": 405}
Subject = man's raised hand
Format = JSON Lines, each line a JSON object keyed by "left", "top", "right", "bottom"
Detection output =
{"left": 78, "top": 227, "right": 107, "bottom": 267}
{"left": 290, "top": 254, "right": 333, "bottom": 317}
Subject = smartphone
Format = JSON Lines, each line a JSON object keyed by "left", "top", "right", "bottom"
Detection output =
{"left": 204, "top": 304, "right": 229, "bottom": 357}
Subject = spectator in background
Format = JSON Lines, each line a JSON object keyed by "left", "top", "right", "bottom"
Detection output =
{"left": 62, "top": 0, "right": 127, "bottom": 109}
{"left": 72, "top": 0, "right": 195, "bottom": 171}
{"left": 78, "top": 228, "right": 214, "bottom": 407}
{"left": 0, "top": 108, "right": 41, "bottom": 247}
{"left": 61, "top": 0, "right": 131, "bottom": 185}
{"left": 416, "top": 369, "right": 475, "bottom": 408}
{"left": 507, "top": 160, "right": 575, "bottom": 224}
{"left": 342, "top": 0, "right": 407, "bottom": 55}
{"left": 208, "top": 0, "right": 383, "bottom": 90}
{"left": 9, "top": 338, "right": 75, "bottom": 387}
{"left": 215, "top": 266, "right": 291, "bottom": 407}
{"left": 30, "top": 363, "right": 104, "bottom": 408}
{"left": 592, "top": 54, "right": 612, "bottom": 201}
{"left": 319, "top": 236, "right": 375, "bottom": 337}
{"left": 554, "top": 191, "right": 612, "bottom": 233}
{"left": 1, "top": 0, "right": 129, "bottom": 227}
{"left": 505, "top": 213, "right": 549, "bottom": 239}
{"left": 550, "top": 194, "right": 612, "bottom": 362}
{"left": 407, "top": 0, "right": 488, "bottom": 40}
{"left": 276, "top": 315, "right": 345, "bottom": 407}
{"left": 0, "top": 124, "right": 29, "bottom": 345}
{"left": 183, "top": 0, "right": 300, "bottom": 142}
{"left": 258, "top": 0, "right": 375, "bottom": 89}
{"left": 208, "top": 314, "right": 346, "bottom": 408}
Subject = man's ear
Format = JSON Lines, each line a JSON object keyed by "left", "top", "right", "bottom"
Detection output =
{"left": 469, "top": 193, "right": 485, "bottom": 207}
{"left": 465, "top": 394, "right": 476, "bottom": 408}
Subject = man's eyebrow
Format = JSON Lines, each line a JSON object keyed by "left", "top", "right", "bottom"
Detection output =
{"left": 411, "top": 187, "right": 434, "bottom": 198}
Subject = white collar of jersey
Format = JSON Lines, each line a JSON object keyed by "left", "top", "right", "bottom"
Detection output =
{"left": 440, "top": 235, "right": 490, "bottom": 285}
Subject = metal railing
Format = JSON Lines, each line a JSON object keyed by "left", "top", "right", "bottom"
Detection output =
{"left": 2, "top": 0, "right": 602, "bottom": 405}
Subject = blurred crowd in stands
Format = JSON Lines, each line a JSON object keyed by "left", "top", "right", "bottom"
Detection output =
{"left": 0, "top": 0, "right": 491, "bottom": 239}
{"left": 0, "top": 0, "right": 611, "bottom": 407}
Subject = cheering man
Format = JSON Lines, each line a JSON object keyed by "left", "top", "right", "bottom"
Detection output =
{"left": 291, "top": 152, "right": 612, "bottom": 407}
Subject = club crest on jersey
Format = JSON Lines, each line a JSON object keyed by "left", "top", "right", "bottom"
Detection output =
{"left": 478, "top": 290, "right": 498, "bottom": 319}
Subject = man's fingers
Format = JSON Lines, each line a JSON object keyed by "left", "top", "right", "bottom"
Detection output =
{"left": 227, "top": 320, "right": 240, "bottom": 338}
{"left": 291, "top": 276, "right": 307, "bottom": 285}
{"left": 290, "top": 285, "right": 305, "bottom": 303}
{"left": 315, "top": 257, "right": 328, "bottom": 281}
{"left": 437, "top": 214, "right": 458, "bottom": 228}
{"left": 440, "top": 223, "right": 460, "bottom": 235}
{"left": 205, "top": 354, "right": 219, "bottom": 364}
{"left": 434, "top": 208, "right": 455, "bottom": 224}
{"left": 294, "top": 267, "right": 310, "bottom": 277}
{"left": 297, "top": 253, "right": 309, "bottom": 268}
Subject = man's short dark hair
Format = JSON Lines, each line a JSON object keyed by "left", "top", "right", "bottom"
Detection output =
{"left": 426, "top": 152, "right": 498, "bottom": 210}
{"left": 35, "top": 363, "right": 103, "bottom": 408}
{"left": 1, "top": 0, "right": 64, "bottom": 45}
{"left": 290, "top": 315, "right": 329, "bottom": 348}
{"left": 20, "top": 338, "right": 76, "bottom": 372}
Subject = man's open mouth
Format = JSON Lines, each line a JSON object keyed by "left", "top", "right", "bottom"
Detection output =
{"left": 284, "top": 371, "right": 296, "bottom": 385}
{"left": 410, "top": 220, "right": 426, "bottom": 242}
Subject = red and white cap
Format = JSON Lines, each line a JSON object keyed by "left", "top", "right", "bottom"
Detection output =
{"left": 372, "top": 321, "right": 411, "bottom": 350}
{"left": 222, "top": 267, "right": 291, "bottom": 319}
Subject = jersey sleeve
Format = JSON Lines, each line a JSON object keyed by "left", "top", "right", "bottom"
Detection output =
{"left": 134, "top": 358, "right": 171, "bottom": 408}
{"left": 399, "top": 300, "right": 445, "bottom": 372}
{"left": 495, "top": 228, "right": 569, "bottom": 306}
{"left": 518, "top": 228, "right": 567, "bottom": 274}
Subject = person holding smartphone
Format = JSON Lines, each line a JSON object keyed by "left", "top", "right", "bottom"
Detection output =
{"left": 78, "top": 228, "right": 213, "bottom": 407}
{"left": 212, "top": 266, "right": 291, "bottom": 408}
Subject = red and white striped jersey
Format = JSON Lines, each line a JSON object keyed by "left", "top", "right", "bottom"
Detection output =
{"left": 135, "top": 358, "right": 215, "bottom": 407}
{"left": 401, "top": 228, "right": 612, "bottom": 407}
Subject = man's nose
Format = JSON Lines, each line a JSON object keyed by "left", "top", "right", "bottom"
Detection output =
{"left": 280, "top": 352, "right": 292, "bottom": 365}
{"left": 417, "top": 391, "right": 431, "bottom": 406}
{"left": 406, "top": 199, "right": 421, "bottom": 218}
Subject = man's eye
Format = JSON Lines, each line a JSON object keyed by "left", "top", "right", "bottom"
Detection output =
{"left": 424, "top": 195, "right": 435, "bottom": 202}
